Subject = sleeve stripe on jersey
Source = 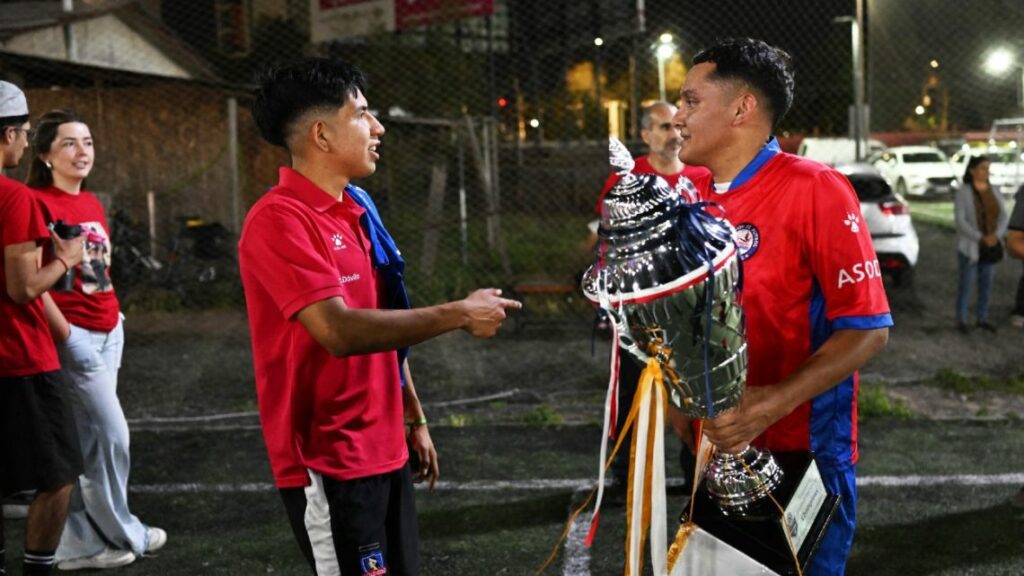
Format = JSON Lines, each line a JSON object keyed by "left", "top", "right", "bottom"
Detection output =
{"left": 832, "top": 313, "right": 893, "bottom": 331}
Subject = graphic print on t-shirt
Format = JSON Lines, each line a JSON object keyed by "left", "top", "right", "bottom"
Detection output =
{"left": 77, "top": 220, "right": 113, "bottom": 294}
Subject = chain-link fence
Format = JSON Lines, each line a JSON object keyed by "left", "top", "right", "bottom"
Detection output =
{"left": 2, "top": 0, "right": 1022, "bottom": 314}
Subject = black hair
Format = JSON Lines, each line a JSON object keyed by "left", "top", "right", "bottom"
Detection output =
{"left": 963, "top": 154, "right": 990, "bottom": 186}
{"left": 252, "top": 58, "right": 368, "bottom": 149}
{"left": 0, "top": 114, "right": 30, "bottom": 139}
{"left": 26, "top": 109, "right": 87, "bottom": 190}
{"left": 693, "top": 37, "right": 795, "bottom": 130}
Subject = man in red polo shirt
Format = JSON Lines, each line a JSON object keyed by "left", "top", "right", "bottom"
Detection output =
{"left": 594, "top": 101, "right": 712, "bottom": 214}
{"left": 241, "top": 59, "right": 520, "bottom": 576}
{"left": 0, "top": 80, "right": 86, "bottom": 576}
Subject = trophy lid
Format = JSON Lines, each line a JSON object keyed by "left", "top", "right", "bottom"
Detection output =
{"left": 581, "top": 138, "right": 735, "bottom": 305}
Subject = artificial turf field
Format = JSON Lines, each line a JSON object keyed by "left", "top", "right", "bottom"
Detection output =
{"left": 4, "top": 419, "right": 1023, "bottom": 575}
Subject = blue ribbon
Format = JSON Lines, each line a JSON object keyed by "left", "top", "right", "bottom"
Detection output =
{"left": 671, "top": 201, "right": 736, "bottom": 419}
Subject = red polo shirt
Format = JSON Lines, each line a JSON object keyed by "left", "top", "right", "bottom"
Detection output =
{"left": 0, "top": 175, "right": 59, "bottom": 377}
{"left": 239, "top": 167, "right": 405, "bottom": 488}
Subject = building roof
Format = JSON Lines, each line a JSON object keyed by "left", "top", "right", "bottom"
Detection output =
{"left": 0, "top": 48, "right": 247, "bottom": 93}
{"left": 0, "top": 0, "right": 136, "bottom": 38}
{"left": 0, "top": 1, "right": 219, "bottom": 82}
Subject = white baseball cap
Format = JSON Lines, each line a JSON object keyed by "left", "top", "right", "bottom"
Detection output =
{"left": 0, "top": 81, "right": 29, "bottom": 118}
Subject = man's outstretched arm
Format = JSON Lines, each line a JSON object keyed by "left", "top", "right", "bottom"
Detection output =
{"left": 297, "top": 288, "right": 521, "bottom": 357}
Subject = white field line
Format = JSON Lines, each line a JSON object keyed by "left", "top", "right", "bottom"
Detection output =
{"left": 128, "top": 473, "right": 1024, "bottom": 495}
{"left": 562, "top": 512, "right": 593, "bottom": 576}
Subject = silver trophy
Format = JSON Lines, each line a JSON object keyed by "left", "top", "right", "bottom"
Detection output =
{"left": 582, "top": 138, "right": 782, "bottom": 517}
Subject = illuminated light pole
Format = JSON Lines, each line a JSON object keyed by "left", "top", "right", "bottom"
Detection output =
{"left": 984, "top": 47, "right": 1024, "bottom": 113}
{"left": 655, "top": 32, "right": 675, "bottom": 102}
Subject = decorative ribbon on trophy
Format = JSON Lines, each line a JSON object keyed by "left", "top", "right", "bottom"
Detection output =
{"left": 540, "top": 138, "right": 838, "bottom": 576}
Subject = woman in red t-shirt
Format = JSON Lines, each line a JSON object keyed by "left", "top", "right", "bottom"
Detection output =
{"left": 27, "top": 110, "right": 166, "bottom": 570}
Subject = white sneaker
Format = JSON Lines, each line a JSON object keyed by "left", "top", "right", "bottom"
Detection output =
{"left": 57, "top": 548, "right": 136, "bottom": 571}
{"left": 1011, "top": 315, "right": 1024, "bottom": 329}
{"left": 145, "top": 526, "right": 167, "bottom": 554}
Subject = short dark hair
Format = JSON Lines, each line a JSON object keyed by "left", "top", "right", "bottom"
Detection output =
{"left": 0, "top": 114, "right": 30, "bottom": 138}
{"left": 252, "top": 58, "right": 368, "bottom": 149}
{"left": 693, "top": 38, "right": 795, "bottom": 130}
{"left": 26, "top": 109, "right": 87, "bottom": 190}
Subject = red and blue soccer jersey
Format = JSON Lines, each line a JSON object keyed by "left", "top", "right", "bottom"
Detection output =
{"left": 703, "top": 152, "right": 892, "bottom": 469}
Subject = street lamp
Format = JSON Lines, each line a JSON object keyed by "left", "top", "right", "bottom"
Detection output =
{"left": 984, "top": 47, "right": 1024, "bottom": 112}
{"left": 655, "top": 32, "right": 676, "bottom": 102}
{"left": 834, "top": 3, "right": 866, "bottom": 161}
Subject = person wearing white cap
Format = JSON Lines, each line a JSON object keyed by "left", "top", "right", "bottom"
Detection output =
{"left": 0, "top": 80, "right": 86, "bottom": 576}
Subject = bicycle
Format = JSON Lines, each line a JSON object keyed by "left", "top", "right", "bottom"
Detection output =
{"left": 161, "top": 215, "right": 240, "bottom": 308}
{"left": 111, "top": 211, "right": 240, "bottom": 309}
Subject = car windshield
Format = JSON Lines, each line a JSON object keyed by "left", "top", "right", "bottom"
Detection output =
{"left": 987, "top": 150, "right": 1024, "bottom": 164}
{"left": 846, "top": 175, "right": 892, "bottom": 201}
{"left": 903, "top": 152, "right": 945, "bottom": 163}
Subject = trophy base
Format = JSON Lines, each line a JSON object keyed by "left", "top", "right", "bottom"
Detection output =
{"left": 687, "top": 452, "right": 840, "bottom": 576}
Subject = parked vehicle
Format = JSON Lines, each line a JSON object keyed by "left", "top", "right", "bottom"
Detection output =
{"left": 868, "top": 146, "right": 959, "bottom": 197}
{"left": 796, "top": 137, "right": 886, "bottom": 166}
{"left": 949, "top": 146, "right": 1024, "bottom": 196}
{"left": 834, "top": 163, "right": 919, "bottom": 286}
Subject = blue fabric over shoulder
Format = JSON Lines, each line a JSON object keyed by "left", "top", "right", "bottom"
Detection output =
{"left": 345, "top": 184, "right": 411, "bottom": 381}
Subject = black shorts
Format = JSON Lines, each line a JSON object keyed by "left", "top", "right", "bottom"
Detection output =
{"left": 0, "top": 371, "right": 83, "bottom": 496}
{"left": 281, "top": 465, "right": 419, "bottom": 576}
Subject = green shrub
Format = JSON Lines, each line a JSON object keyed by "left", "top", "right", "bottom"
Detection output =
{"left": 858, "top": 382, "right": 913, "bottom": 420}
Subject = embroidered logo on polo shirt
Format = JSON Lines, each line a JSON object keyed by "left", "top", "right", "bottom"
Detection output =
{"left": 339, "top": 274, "right": 361, "bottom": 285}
{"left": 843, "top": 212, "right": 861, "bottom": 233}
{"left": 331, "top": 233, "right": 346, "bottom": 250}
{"left": 734, "top": 223, "right": 760, "bottom": 261}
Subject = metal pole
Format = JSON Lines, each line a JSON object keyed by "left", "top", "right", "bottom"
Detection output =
{"left": 458, "top": 130, "right": 468, "bottom": 267}
{"left": 62, "top": 0, "right": 78, "bottom": 61}
{"left": 854, "top": 0, "right": 866, "bottom": 161}
{"left": 657, "top": 56, "right": 666, "bottom": 102}
{"left": 1019, "top": 65, "right": 1024, "bottom": 112}
{"left": 227, "top": 97, "right": 240, "bottom": 234}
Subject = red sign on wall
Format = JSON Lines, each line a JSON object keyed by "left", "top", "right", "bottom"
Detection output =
{"left": 394, "top": 0, "right": 494, "bottom": 30}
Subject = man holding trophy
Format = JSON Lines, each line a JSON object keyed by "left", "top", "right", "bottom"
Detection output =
{"left": 672, "top": 38, "right": 892, "bottom": 574}
{"left": 580, "top": 37, "right": 890, "bottom": 576}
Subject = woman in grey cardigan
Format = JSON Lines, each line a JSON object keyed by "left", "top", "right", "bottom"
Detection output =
{"left": 954, "top": 155, "right": 1008, "bottom": 332}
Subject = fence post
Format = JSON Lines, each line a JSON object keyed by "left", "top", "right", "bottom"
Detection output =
{"left": 419, "top": 164, "right": 448, "bottom": 277}
{"left": 146, "top": 191, "right": 157, "bottom": 258}
{"left": 227, "top": 97, "right": 240, "bottom": 234}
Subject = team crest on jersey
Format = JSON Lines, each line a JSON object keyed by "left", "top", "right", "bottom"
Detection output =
{"left": 843, "top": 212, "right": 861, "bottom": 233}
{"left": 360, "top": 549, "right": 387, "bottom": 576}
{"left": 733, "top": 223, "right": 760, "bottom": 261}
{"left": 331, "top": 233, "right": 346, "bottom": 250}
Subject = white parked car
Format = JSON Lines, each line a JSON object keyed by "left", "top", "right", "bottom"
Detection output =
{"left": 835, "top": 163, "right": 920, "bottom": 286}
{"left": 868, "top": 146, "right": 959, "bottom": 197}
{"left": 797, "top": 137, "right": 886, "bottom": 166}
{"left": 949, "top": 147, "right": 1024, "bottom": 196}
